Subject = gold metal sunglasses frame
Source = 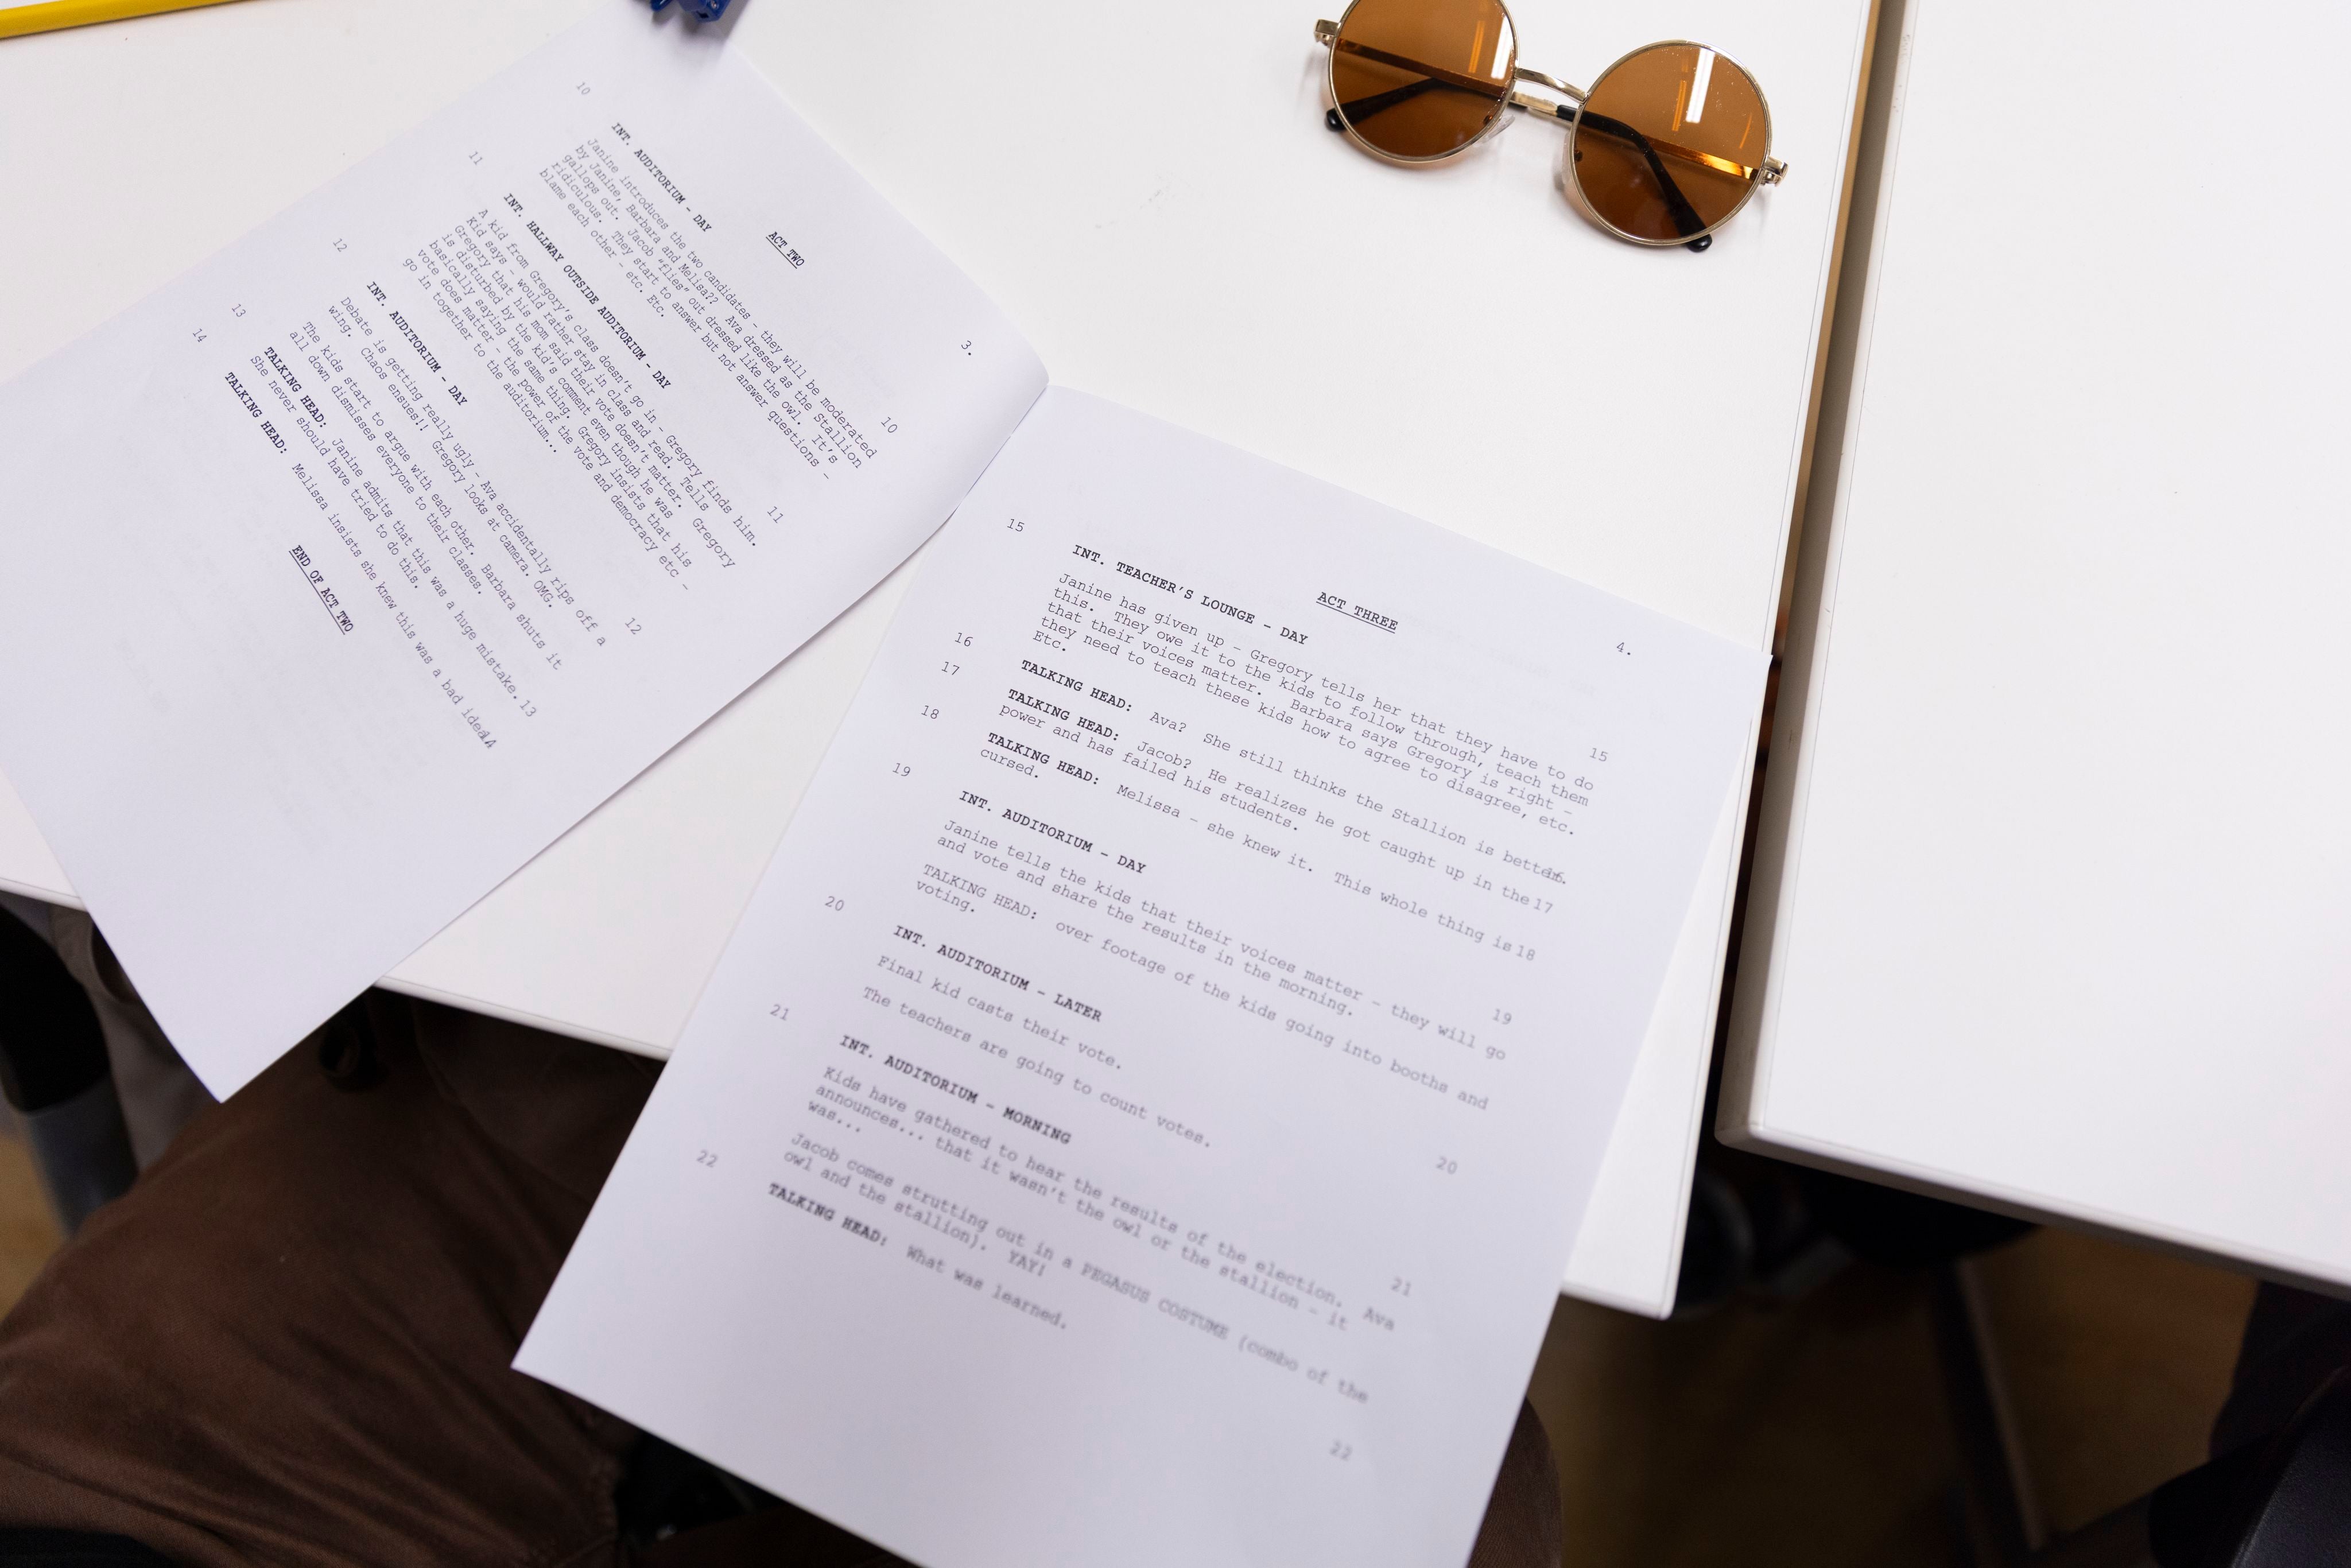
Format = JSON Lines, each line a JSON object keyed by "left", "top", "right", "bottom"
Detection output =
{"left": 1314, "top": 3, "right": 1789, "bottom": 250}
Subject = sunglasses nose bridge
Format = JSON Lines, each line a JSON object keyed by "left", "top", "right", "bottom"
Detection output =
{"left": 1504, "top": 67, "right": 1583, "bottom": 128}
{"left": 1510, "top": 66, "right": 1585, "bottom": 103}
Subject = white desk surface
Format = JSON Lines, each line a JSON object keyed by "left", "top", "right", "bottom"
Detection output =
{"left": 1725, "top": 0, "right": 2351, "bottom": 1293}
{"left": 0, "top": 0, "right": 1873, "bottom": 1315}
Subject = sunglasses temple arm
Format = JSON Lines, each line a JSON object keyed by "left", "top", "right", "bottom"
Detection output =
{"left": 1325, "top": 74, "right": 1481, "bottom": 132}
{"left": 1506, "top": 95, "right": 1717, "bottom": 251}
{"left": 1566, "top": 107, "right": 1718, "bottom": 252}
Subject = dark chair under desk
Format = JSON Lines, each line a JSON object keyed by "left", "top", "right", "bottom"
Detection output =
{"left": 1815, "top": 1174, "right": 2351, "bottom": 1568}
{"left": 0, "top": 905, "right": 137, "bottom": 1235}
{"left": 1939, "top": 1264, "right": 2351, "bottom": 1568}
{"left": 1676, "top": 1148, "right": 2351, "bottom": 1568}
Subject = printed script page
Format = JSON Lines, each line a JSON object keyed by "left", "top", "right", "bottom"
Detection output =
{"left": 0, "top": 5, "right": 1044, "bottom": 1095}
{"left": 521, "top": 392, "right": 1764, "bottom": 1568}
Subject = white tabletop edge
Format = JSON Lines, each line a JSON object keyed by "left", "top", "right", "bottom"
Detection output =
{"left": 1726, "top": 1114, "right": 2351, "bottom": 1301}
{"left": 1721, "top": 0, "right": 2351, "bottom": 1295}
{"left": 1718, "top": 0, "right": 1910, "bottom": 1146}
{"left": 0, "top": 872, "right": 80, "bottom": 910}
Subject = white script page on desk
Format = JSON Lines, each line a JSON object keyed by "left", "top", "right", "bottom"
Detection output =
{"left": 0, "top": 6, "right": 1043, "bottom": 1095}
{"left": 522, "top": 393, "right": 1763, "bottom": 1568}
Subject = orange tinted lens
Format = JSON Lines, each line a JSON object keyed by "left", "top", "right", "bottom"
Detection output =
{"left": 1330, "top": 0, "right": 1515, "bottom": 161}
{"left": 1572, "top": 44, "right": 1768, "bottom": 242}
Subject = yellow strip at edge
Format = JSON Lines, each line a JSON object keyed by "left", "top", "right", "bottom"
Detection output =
{"left": 0, "top": 0, "right": 251, "bottom": 41}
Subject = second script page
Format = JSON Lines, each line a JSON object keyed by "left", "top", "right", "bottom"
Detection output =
{"left": 522, "top": 391, "right": 1762, "bottom": 1568}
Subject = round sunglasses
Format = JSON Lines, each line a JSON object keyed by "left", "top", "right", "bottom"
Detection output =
{"left": 1313, "top": 0, "right": 1787, "bottom": 251}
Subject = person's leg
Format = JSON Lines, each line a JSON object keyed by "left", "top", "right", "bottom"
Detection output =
{"left": 0, "top": 983, "right": 1563, "bottom": 1567}
{"left": 0, "top": 991, "right": 654, "bottom": 1567}
{"left": 1469, "top": 1402, "right": 1564, "bottom": 1568}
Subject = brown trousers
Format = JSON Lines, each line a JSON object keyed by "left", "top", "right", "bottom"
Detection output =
{"left": 0, "top": 991, "right": 1562, "bottom": 1567}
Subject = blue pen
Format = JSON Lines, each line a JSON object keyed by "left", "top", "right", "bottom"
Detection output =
{"left": 649, "top": 0, "right": 731, "bottom": 19}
